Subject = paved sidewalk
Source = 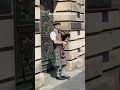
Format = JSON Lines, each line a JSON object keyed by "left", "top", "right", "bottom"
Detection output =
{"left": 39, "top": 67, "right": 85, "bottom": 90}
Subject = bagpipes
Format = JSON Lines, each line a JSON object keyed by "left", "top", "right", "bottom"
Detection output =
{"left": 58, "top": 29, "right": 70, "bottom": 41}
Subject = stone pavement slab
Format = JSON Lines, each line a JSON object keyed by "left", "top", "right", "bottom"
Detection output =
{"left": 39, "top": 67, "right": 85, "bottom": 90}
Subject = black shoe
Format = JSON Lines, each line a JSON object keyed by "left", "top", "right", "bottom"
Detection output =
{"left": 61, "top": 75, "right": 71, "bottom": 79}
{"left": 56, "top": 76, "right": 66, "bottom": 80}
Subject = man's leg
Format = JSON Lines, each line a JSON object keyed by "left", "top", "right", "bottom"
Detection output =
{"left": 60, "top": 65, "right": 66, "bottom": 76}
{"left": 55, "top": 66, "right": 61, "bottom": 77}
{"left": 60, "top": 65, "right": 71, "bottom": 79}
{"left": 55, "top": 66, "right": 65, "bottom": 80}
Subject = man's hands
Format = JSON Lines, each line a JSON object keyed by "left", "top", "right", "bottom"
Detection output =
{"left": 53, "top": 40, "right": 69, "bottom": 47}
{"left": 62, "top": 41, "right": 68, "bottom": 45}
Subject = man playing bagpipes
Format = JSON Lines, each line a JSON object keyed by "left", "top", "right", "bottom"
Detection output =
{"left": 50, "top": 22, "right": 71, "bottom": 80}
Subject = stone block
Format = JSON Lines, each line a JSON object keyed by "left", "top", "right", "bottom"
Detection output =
{"left": 79, "top": 5, "right": 85, "bottom": 13}
{"left": 35, "top": 0, "right": 40, "bottom": 6}
{"left": 35, "top": 7, "right": 40, "bottom": 19}
{"left": 66, "top": 60, "right": 73, "bottom": 71}
{"left": 57, "top": 0, "right": 76, "bottom": 1}
{"left": 65, "top": 46, "right": 85, "bottom": 60}
{"left": 35, "top": 73, "right": 45, "bottom": 89}
{"left": 102, "top": 11, "right": 120, "bottom": 30}
{"left": 86, "top": 13, "right": 102, "bottom": 33}
{"left": 75, "top": 54, "right": 85, "bottom": 68}
{"left": 112, "top": 30, "right": 120, "bottom": 48}
{"left": 35, "top": 33, "right": 41, "bottom": 46}
{"left": 0, "top": 50, "right": 15, "bottom": 80}
{"left": 0, "top": 80, "right": 15, "bottom": 90}
{"left": 81, "top": 38, "right": 85, "bottom": 46}
{"left": 54, "top": 2, "right": 71, "bottom": 11}
{"left": 80, "top": 31, "right": 85, "bottom": 38}
{"left": 86, "top": 32, "right": 112, "bottom": 57}
{"left": 78, "top": 46, "right": 85, "bottom": 56}
{"left": 35, "top": 47, "right": 41, "bottom": 60}
{"left": 102, "top": 51, "right": 114, "bottom": 71}
{"left": 86, "top": 56, "right": 103, "bottom": 80}
{"left": 54, "top": 12, "right": 84, "bottom": 21}
{"left": 0, "top": 19, "right": 14, "bottom": 48}
{"left": 76, "top": 0, "right": 85, "bottom": 4}
{"left": 67, "top": 31, "right": 85, "bottom": 40}
{"left": 86, "top": 70, "right": 116, "bottom": 90}
{"left": 65, "top": 39, "right": 82, "bottom": 50}
{"left": 110, "top": 48, "right": 120, "bottom": 67}
{"left": 54, "top": 2, "right": 80, "bottom": 12}
{"left": 60, "top": 22, "right": 84, "bottom": 30}
{"left": 66, "top": 55, "right": 85, "bottom": 71}
{"left": 35, "top": 60, "right": 42, "bottom": 74}
{"left": 65, "top": 49, "right": 78, "bottom": 60}
{"left": 101, "top": 32, "right": 112, "bottom": 50}
{"left": 81, "top": 22, "right": 85, "bottom": 29}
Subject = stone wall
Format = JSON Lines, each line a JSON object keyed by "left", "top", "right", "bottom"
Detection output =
{"left": 0, "top": 0, "right": 15, "bottom": 89}
{"left": 54, "top": 0, "right": 85, "bottom": 71}
{"left": 86, "top": 8, "right": 120, "bottom": 90}
{"left": 35, "top": 0, "right": 45, "bottom": 89}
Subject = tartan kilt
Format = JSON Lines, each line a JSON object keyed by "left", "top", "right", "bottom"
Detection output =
{"left": 53, "top": 47, "right": 67, "bottom": 66}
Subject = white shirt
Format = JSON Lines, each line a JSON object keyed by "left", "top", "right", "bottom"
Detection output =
{"left": 50, "top": 29, "right": 58, "bottom": 40}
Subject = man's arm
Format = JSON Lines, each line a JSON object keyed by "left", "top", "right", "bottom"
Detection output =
{"left": 50, "top": 31, "right": 68, "bottom": 45}
{"left": 53, "top": 40, "right": 67, "bottom": 45}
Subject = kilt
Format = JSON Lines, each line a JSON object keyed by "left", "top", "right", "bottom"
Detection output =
{"left": 53, "top": 46, "right": 67, "bottom": 66}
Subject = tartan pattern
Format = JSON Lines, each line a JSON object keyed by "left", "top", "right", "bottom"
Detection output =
{"left": 53, "top": 47, "right": 67, "bottom": 66}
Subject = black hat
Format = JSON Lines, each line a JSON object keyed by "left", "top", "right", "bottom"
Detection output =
{"left": 53, "top": 22, "right": 61, "bottom": 26}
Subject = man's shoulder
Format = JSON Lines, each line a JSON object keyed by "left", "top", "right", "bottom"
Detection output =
{"left": 50, "top": 30, "right": 56, "bottom": 34}
{"left": 50, "top": 31, "right": 56, "bottom": 36}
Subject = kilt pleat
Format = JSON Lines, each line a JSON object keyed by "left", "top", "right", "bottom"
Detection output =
{"left": 53, "top": 47, "right": 67, "bottom": 66}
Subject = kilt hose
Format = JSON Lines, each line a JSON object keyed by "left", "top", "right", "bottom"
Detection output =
{"left": 53, "top": 47, "right": 67, "bottom": 67}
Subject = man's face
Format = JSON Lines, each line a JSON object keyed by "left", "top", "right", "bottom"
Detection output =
{"left": 54, "top": 25, "right": 61, "bottom": 30}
